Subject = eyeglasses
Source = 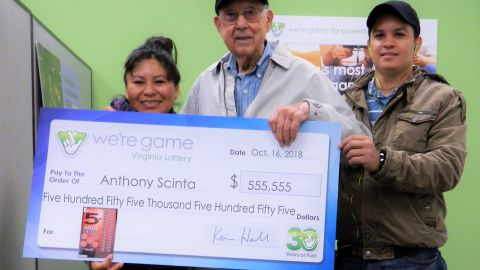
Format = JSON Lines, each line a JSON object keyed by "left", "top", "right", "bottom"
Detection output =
{"left": 219, "top": 6, "right": 267, "bottom": 26}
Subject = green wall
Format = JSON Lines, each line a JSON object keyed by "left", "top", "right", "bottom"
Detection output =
{"left": 19, "top": 0, "right": 480, "bottom": 268}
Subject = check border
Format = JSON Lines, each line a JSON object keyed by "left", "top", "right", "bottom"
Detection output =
{"left": 24, "top": 108, "right": 340, "bottom": 270}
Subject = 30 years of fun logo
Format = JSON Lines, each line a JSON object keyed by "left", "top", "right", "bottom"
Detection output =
{"left": 57, "top": 130, "right": 87, "bottom": 156}
{"left": 287, "top": 227, "right": 318, "bottom": 252}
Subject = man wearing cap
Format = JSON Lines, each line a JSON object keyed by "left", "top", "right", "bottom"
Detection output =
{"left": 337, "top": 1, "right": 467, "bottom": 269}
{"left": 182, "top": 0, "right": 369, "bottom": 145}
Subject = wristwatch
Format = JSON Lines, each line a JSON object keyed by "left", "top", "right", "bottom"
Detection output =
{"left": 378, "top": 149, "right": 386, "bottom": 171}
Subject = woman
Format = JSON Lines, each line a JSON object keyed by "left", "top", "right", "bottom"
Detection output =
{"left": 91, "top": 36, "right": 191, "bottom": 270}
{"left": 107, "top": 36, "right": 180, "bottom": 113}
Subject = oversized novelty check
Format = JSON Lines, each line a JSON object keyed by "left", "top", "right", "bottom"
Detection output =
{"left": 24, "top": 108, "right": 340, "bottom": 270}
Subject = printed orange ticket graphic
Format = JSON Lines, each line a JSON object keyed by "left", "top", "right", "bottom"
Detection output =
{"left": 79, "top": 207, "right": 118, "bottom": 258}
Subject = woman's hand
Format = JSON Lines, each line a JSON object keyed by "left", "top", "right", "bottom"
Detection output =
{"left": 90, "top": 254, "right": 124, "bottom": 270}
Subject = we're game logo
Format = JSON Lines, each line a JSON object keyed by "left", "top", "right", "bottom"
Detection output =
{"left": 57, "top": 130, "right": 87, "bottom": 157}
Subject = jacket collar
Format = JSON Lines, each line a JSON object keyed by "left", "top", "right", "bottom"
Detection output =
{"left": 347, "top": 66, "right": 430, "bottom": 105}
{"left": 268, "top": 40, "right": 293, "bottom": 69}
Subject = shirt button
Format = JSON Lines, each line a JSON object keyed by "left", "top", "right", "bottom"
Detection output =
{"left": 364, "top": 249, "right": 372, "bottom": 257}
{"left": 424, "top": 204, "right": 432, "bottom": 211}
{"left": 243, "top": 89, "right": 248, "bottom": 94}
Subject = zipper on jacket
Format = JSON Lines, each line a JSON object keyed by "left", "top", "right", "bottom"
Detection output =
{"left": 350, "top": 174, "right": 363, "bottom": 239}
{"left": 343, "top": 92, "right": 373, "bottom": 130}
{"left": 373, "top": 82, "right": 414, "bottom": 127}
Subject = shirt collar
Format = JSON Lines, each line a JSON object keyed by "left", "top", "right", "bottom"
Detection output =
{"left": 368, "top": 77, "right": 399, "bottom": 99}
{"left": 227, "top": 41, "right": 272, "bottom": 76}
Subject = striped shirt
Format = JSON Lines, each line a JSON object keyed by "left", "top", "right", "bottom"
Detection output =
{"left": 365, "top": 78, "right": 398, "bottom": 125}
{"left": 228, "top": 43, "right": 272, "bottom": 117}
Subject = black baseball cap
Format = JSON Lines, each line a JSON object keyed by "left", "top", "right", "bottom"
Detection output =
{"left": 367, "top": 1, "right": 420, "bottom": 37}
{"left": 215, "top": 0, "right": 269, "bottom": 15}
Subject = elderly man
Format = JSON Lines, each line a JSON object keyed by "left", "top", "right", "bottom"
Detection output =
{"left": 182, "top": 0, "right": 369, "bottom": 145}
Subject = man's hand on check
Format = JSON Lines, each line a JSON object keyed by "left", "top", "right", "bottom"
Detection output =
{"left": 268, "top": 101, "right": 310, "bottom": 146}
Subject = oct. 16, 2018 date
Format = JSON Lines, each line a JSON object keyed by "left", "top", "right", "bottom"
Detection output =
{"left": 230, "top": 148, "right": 303, "bottom": 159}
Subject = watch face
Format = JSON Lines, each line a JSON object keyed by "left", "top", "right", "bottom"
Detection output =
{"left": 379, "top": 150, "right": 386, "bottom": 169}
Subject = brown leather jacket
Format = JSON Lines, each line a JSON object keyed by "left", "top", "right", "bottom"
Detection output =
{"left": 337, "top": 67, "right": 467, "bottom": 260}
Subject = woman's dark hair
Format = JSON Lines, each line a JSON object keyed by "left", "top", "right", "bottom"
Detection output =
{"left": 123, "top": 36, "right": 180, "bottom": 86}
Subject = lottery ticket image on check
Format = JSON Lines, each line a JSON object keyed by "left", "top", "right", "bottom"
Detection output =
{"left": 79, "top": 207, "right": 118, "bottom": 258}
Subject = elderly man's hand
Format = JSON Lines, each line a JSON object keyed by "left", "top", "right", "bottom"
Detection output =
{"left": 413, "top": 54, "right": 436, "bottom": 67}
{"left": 268, "top": 101, "right": 310, "bottom": 146}
{"left": 90, "top": 254, "right": 124, "bottom": 270}
{"left": 340, "top": 135, "right": 380, "bottom": 172}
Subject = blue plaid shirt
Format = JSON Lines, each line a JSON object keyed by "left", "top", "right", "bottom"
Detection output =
{"left": 365, "top": 78, "right": 398, "bottom": 125}
{"left": 228, "top": 43, "right": 272, "bottom": 117}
